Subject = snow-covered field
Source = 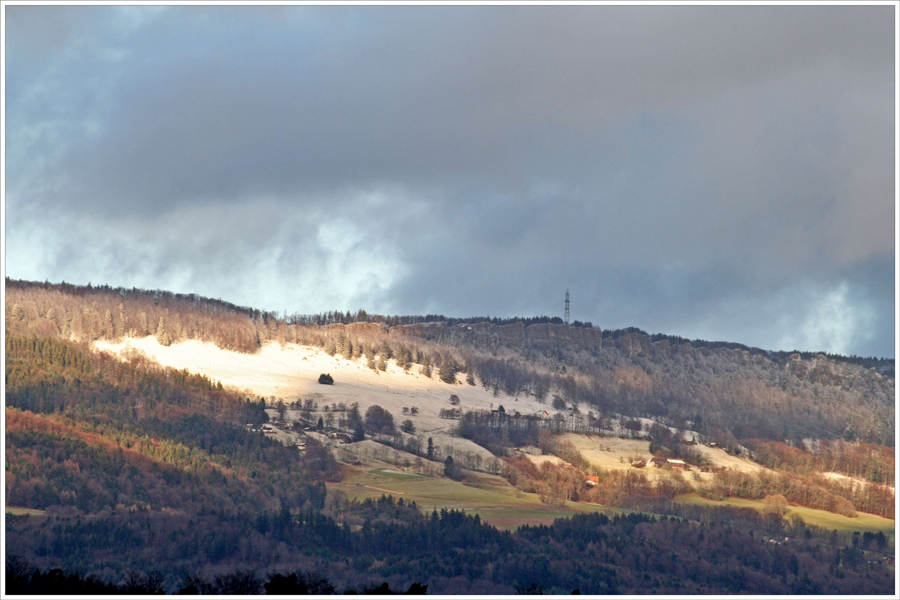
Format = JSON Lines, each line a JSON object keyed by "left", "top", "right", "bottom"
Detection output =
{"left": 92, "top": 337, "right": 775, "bottom": 480}
{"left": 93, "top": 337, "right": 558, "bottom": 438}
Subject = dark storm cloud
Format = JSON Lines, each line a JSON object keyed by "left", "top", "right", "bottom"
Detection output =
{"left": 5, "top": 4, "right": 895, "bottom": 356}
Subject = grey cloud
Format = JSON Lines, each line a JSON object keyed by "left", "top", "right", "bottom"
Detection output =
{"left": 5, "top": 5, "right": 894, "bottom": 356}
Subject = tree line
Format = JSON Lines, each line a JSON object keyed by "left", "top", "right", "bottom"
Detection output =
{"left": 7, "top": 496, "right": 893, "bottom": 595}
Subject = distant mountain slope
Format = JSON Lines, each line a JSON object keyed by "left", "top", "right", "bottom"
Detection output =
{"left": 5, "top": 279, "right": 894, "bottom": 446}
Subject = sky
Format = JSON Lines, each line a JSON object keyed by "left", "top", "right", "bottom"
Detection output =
{"left": 4, "top": 4, "right": 896, "bottom": 357}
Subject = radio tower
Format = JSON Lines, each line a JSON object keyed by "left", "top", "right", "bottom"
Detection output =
{"left": 564, "top": 289, "right": 570, "bottom": 325}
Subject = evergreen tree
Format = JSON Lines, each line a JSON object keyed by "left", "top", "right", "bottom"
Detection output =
{"left": 156, "top": 317, "right": 171, "bottom": 346}
{"left": 439, "top": 359, "right": 458, "bottom": 384}
{"left": 353, "top": 421, "right": 366, "bottom": 442}
{"left": 427, "top": 437, "right": 434, "bottom": 461}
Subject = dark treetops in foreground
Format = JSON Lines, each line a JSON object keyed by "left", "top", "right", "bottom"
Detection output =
{"left": 6, "top": 556, "right": 426, "bottom": 595}
{"left": 7, "top": 498, "right": 895, "bottom": 595}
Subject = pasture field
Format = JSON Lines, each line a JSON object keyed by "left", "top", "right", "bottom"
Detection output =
{"left": 5, "top": 506, "right": 46, "bottom": 516}
{"left": 328, "top": 464, "right": 632, "bottom": 529}
{"left": 558, "top": 433, "right": 776, "bottom": 484}
{"left": 675, "top": 493, "right": 895, "bottom": 539}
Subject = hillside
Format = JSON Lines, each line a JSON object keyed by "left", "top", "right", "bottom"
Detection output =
{"left": 92, "top": 336, "right": 552, "bottom": 439}
{"left": 4, "top": 280, "right": 896, "bottom": 593}
{"left": 7, "top": 279, "right": 894, "bottom": 447}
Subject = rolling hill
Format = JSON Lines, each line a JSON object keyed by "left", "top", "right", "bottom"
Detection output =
{"left": 4, "top": 279, "right": 895, "bottom": 594}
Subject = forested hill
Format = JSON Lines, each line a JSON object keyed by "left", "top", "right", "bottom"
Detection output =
{"left": 7, "top": 279, "right": 890, "bottom": 373}
{"left": 5, "top": 279, "right": 895, "bottom": 446}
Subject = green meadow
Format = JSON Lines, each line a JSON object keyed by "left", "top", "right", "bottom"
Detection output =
{"left": 675, "top": 493, "right": 895, "bottom": 540}
{"left": 5, "top": 506, "right": 47, "bottom": 516}
{"left": 328, "top": 466, "right": 896, "bottom": 538}
{"left": 328, "top": 466, "right": 631, "bottom": 529}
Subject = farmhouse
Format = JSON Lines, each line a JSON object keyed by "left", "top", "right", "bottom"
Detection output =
{"left": 584, "top": 476, "right": 599, "bottom": 486}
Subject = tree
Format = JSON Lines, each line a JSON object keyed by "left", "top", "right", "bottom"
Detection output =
{"left": 763, "top": 494, "right": 788, "bottom": 515}
{"left": 276, "top": 400, "right": 287, "bottom": 422}
{"left": 156, "top": 317, "right": 171, "bottom": 346}
{"left": 347, "top": 402, "right": 365, "bottom": 441}
{"left": 449, "top": 395, "right": 461, "bottom": 406}
{"left": 318, "top": 373, "right": 334, "bottom": 385}
{"left": 552, "top": 395, "right": 566, "bottom": 411}
{"left": 364, "top": 405, "right": 395, "bottom": 434}
{"left": 439, "top": 359, "right": 458, "bottom": 384}
{"left": 427, "top": 437, "right": 434, "bottom": 461}
{"left": 316, "top": 417, "right": 324, "bottom": 431}
{"left": 377, "top": 356, "right": 387, "bottom": 371}
{"left": 410, "top": 406, "right": 419, "bottom": 416}
{"left": 396, "top": 347, "right": 412, "bottom": 371}
{"left": 352, "top": 421, "right": 366, "bottom": 442}
{"left": 444, "top": 455, "right": 462, "bottom": 480}
{"left": 401, "top": 420, "right": 416, "bottom": 434}
{"left": 534, "top": 379, "right": 548, "bottom": 402}
{"left": 214, "top": 571, "right": 262, "bottom": 595}
{"left": 466, "top": 372, "right": 476, "bottom": 386}
{"left": 265, "top": 572, "right": 335, "bottom": 595}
